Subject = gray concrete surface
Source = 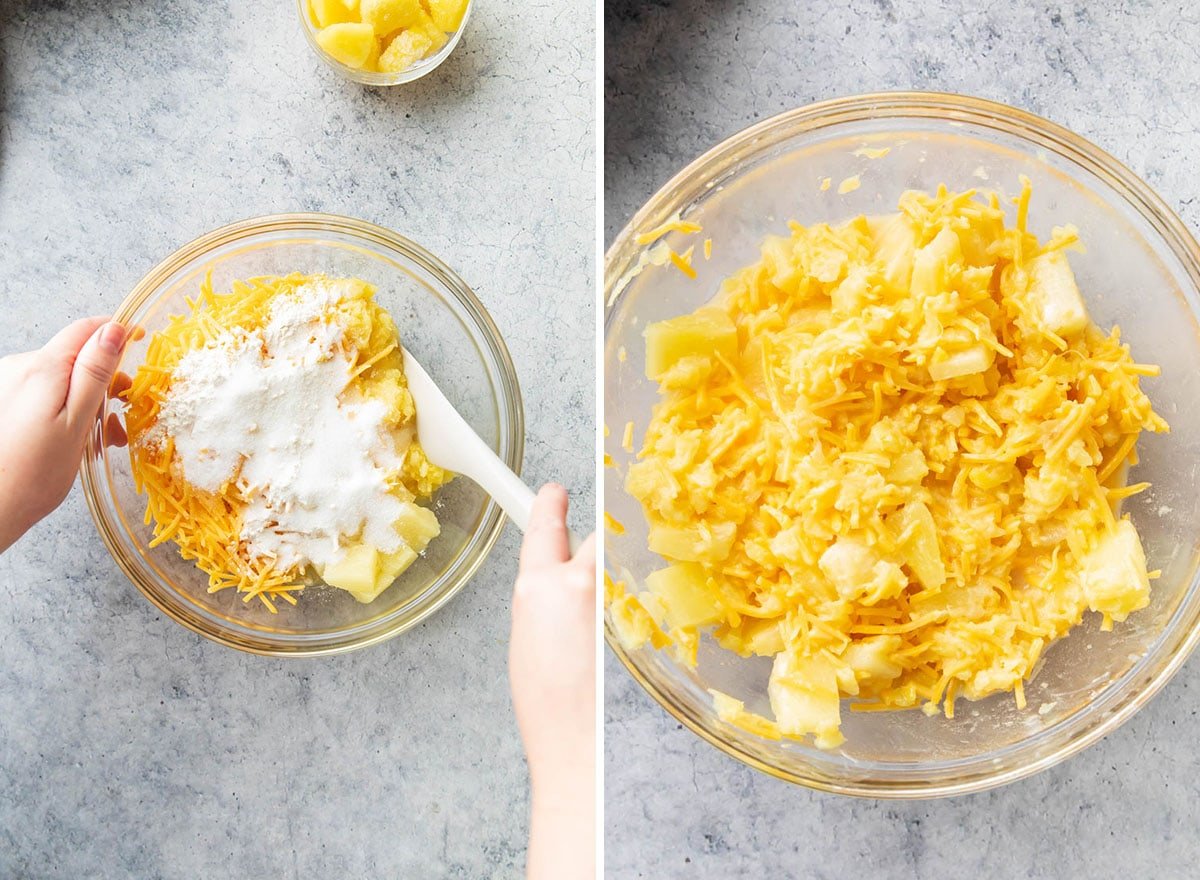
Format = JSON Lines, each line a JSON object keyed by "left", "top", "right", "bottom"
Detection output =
{"left": 605, "top": 1, "right": 1200, "bottom": 877}
{"left": 0, "top": 2, "right": 593, "bottom": 877}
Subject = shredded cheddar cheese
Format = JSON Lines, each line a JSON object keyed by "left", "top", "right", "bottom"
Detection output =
{"left": 636, "top": 215, "right": 704, "bottom": 246}
{"left": 669, "top": 246, "right": 698, "bottom": 279}
{"left": 619, "top": 182, "right": 1168, "bottom": 748}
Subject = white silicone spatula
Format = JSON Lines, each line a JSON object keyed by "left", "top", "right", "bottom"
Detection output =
{"left": 403, "top": 349, "right": 581, "bottom": 554}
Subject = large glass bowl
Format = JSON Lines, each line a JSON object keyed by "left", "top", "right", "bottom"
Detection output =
{"left": 604, "top": 92, "right": 1200, "bottom": 797}
{"left": 83, "top": 214, "right": 522, "bottom": 656}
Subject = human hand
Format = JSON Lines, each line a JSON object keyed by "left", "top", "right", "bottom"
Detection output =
{"left": 0, "top": 318, "right": 129, "bottom": 552}
{"left": 510, "top": 484, "right": 596, "bottom": 880}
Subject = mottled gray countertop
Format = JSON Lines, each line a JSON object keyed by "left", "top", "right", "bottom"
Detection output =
{"left": 605, "top": 1, "right": 1200, "bottom": 877}
{"left": 0, "top": 2, "right": 593, "bottom": 877}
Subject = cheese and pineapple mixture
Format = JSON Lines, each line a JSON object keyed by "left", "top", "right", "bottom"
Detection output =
{"left": 308, "top": 0, "right": 467, "bottom": 74}
{"left": 613, "top": 183, "right": 1168, "bottom": 748}
{"left": 125, "top": 274, "right": 451, "bottom": 612}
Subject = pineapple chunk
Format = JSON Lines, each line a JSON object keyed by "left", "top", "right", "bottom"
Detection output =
{"left": 956, "top": 210, "right": 1005, "bottom": 268}
{"left": 910, "top": 227, "right": 961, "bottom": 300}
{"left": 624, "top": 460, "right": 677, "bottom": 512}
{"left": 635, "top": 590, "right": 669, "bottom": 629}
{"left": 843, "top": 635, "right": 904, "bottom": 684}
{"left": 830, "top": 265, "right": 869, "bottom": 316}
{"left": 323, "top": 543, "right": 420, "bottom": 604}
{"left": 818, "top": 537, "right": 879, "bottom": 598}
{"left": 833, "top": 662, "right": 859, "bottom": 696}
{"left": 644, "top": 309, "right": 737, "bottom": 379}
{"left": 740, "top": 618, "right": 785, "bottom": 657}
{"left": 608, "top": 591, "right": 670, "bottom": 652}
{"left": 315, "top": 22, "right": 377, "bottom": 68}
{"left": 1082, "top": 519, "right": 1151, "bottom": 622}
{"left": 324, "top": 504, "right": 440, "bottom": 604}
{"left": 928, "top": 344, "right": 994, "bottom": 382}
{"left": 425, "top": 0, "right": 469, "bottom": 31}
{"left": 1024, "top": 466, "right": 1073, "bottom": 519}
{"left": 393, "top": 502, "right": 440, "bottom": 551}
{"left": 890, "top": 501, "right": 946, "bottom": 590}
{"left": 379, "top": 29, "right": 433, "bottom": 72}
{"left": 374, "top": 544, "right": 419, "bottom": 593}
{"left": 768, "top": 652, "right": 844, "bottom": 749}
{"left": 411, "top": 10, "right": 450, "bottom": 53}
{"left": 888, "top": 448, "right": 929, "bottom": 484}
{"left": 309, "top": 0, "right": 356, "bottom": 27}
{"left": 360, "top": 0, "right": 423, "bottom": 33}
{"left": 322, "top": 543, "right": 379, "bottom": 601}
{"left": 648, "top": 521, "right": 735, "bottom": 563}
{"left": 819, "top": 537, "right": 905, "bottom": 603}
{"left": 760, "top": 235, "right": 804, "bottom": 294}
{"left": 1027, "top": 250, "right": 1088, "bottom": 337}
{"left": 867, "top": 213, "right": 919, "bottom": 291}
{"left": 645, "top": 562, "right": 722, "bottom": 629}
{"left": 920, "top": 583, "right": 997, "bottom": 621}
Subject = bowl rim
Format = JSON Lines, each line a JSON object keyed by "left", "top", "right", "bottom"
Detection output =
{"left": 82, "top": 211, "right": 524, "bottom": 658}
{"left": 296, "top": 0, "right": 472, "bottom": 86}
{"left": 603, "top": 90, "right": 1200, "bottom": 798}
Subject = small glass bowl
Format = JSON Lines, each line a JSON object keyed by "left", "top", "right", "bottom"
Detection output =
{"left": 604, "top": 92, "right": 1200, "bottom": 797}
{"left": 297, "top": 0, "right": 472, "bottom": 86}
{"left": 82, "top": 214, "right": 522, "bottom": 656}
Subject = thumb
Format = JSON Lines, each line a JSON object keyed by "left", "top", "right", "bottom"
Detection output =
{"left": 65, "top": 321, "right": 128, "bottom": 430}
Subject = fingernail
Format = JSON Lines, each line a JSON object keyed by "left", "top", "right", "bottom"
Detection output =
{"left": 99, "top": 322, "right": 127, "bottom": 354}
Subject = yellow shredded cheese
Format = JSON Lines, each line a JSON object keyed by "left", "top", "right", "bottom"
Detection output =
{"left": 636, "top": 215, "right": 704, "bottom": 246}
{"left": 669, "top": 246, "right": 697, "bottom": 279}
{"left": 622, "top": 183, "right": 1168, "bottom": 747}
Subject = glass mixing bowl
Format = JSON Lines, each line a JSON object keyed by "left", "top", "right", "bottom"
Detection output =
{"left": 83, "top": 214, "right": 522, "bottom": 656}
{"left": 296, "top": 0, "right": 472, "bottom": 86}
{"left": 604, "top": 92, "right": 1200, "bottom": 797}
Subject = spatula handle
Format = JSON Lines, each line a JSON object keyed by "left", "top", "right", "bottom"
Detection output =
{"left": 458, "top": 434, "right": 583, "bottom": 556}
{"left": 403, "top": 350, "right": 583, "bottom": 556}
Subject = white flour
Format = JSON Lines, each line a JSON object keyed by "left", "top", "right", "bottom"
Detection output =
{"left": 157, "top": 281, "right": 407, "bottom": 572}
